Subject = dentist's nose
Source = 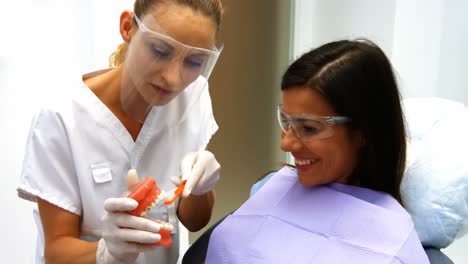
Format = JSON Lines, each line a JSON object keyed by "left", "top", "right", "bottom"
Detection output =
{"left": 161, "top": 60, "right": 184, "bottom": 89}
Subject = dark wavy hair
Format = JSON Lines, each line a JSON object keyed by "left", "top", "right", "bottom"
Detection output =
{"left": 281, "top": 39, "right": 406, "bottom": 202}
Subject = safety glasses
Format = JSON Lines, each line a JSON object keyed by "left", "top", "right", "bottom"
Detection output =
{"left": 134, "top": 14, "right": 223, "bottom": 83}
{"left": 277, "top": 104, "right": 351, "bottom": 141}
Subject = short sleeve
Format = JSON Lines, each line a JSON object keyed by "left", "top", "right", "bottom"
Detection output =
{"left": 196, "top": 82, "right": 218, "bottom": 151}
{"left": 17, "top": 109, "right": 82, "bottom": 215}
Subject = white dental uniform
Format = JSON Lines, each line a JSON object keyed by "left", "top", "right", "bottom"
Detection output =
{"left": 17, "top": 69, "right": 218, "bottom": 264}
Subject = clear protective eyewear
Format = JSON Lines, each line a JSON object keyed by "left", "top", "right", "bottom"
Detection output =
{"left": 277, "top": 104, "right": 351, "bottom": 141}
{"left": 133, "top": 14, "right": 222, "bottom": 84}
{"left": 121, "top": 13, "right": 223, "bottom": 124}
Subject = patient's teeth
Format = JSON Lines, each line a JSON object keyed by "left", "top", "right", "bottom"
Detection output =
{"left": 296, "top": 160, "right": 309, "bottom": 165}
{"left": 295, "top": 159, "right": 318, "bottom": 166}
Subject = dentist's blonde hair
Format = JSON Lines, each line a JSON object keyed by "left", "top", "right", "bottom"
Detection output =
{"left": 109, "top": 0, "right": 223, "bottom": 67}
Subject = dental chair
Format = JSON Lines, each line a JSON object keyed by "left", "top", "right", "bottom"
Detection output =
{"left": 182, "top": 97, "right": 468, "bottom": 264}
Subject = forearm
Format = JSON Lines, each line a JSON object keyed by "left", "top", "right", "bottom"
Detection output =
{"left": 177, "top": 190, "right": 215, "bottom": 231}
{"left": 45, "top": 237, "right": 98, "bottom": 264}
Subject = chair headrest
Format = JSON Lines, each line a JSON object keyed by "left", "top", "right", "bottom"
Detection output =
{"left": 401, "top": 97, "right": 468, "bottom": 249}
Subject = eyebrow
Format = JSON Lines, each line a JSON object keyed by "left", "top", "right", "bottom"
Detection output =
{"left": 187, "top": 52, "right": 210, "bottom": 59}
{"left": 148, "top": 37, "right": 174, "bottom": 52}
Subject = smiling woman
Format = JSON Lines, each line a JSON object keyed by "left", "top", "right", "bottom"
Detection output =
{"left": 196, "top": 39, "right": 430, "bottom": 264}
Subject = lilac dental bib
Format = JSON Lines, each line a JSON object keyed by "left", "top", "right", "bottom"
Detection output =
{"left": 206, "top": 167, "right": 429, "bottom": 264}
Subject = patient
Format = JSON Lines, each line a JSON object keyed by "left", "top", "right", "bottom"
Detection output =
{"left": 191, "top": 39, "right": 430, "bottom": 263}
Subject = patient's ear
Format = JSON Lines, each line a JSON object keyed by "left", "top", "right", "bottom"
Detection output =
{"left": 120, "top": 10, "right": 135, "bottom": 43}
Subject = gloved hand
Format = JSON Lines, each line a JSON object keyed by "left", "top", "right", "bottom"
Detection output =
{"left": 97, "top": 171, "right": 163, "bottom": 264}
{"left": 171, "top": 150, "right": 221, "bottom": 197}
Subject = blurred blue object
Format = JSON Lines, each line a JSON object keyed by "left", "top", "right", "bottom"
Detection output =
{"left": 250, "top": 172, "right": 275, "bottom": 196}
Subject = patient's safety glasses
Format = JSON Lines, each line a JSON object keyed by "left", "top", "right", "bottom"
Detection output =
{"left": 277, "top": 105, "right": 351, "bottom": 141}
{"left": 134, "top": 14, "right": 222, "bottom": 84}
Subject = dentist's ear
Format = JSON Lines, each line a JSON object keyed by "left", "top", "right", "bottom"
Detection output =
{"left": 120, "top": 10, "right": 136, "bottom": 43}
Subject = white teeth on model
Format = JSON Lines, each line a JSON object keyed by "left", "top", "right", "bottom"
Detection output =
{"left": 162, "top": 222, "right": 174, "bottom": 231}
{"left": 136, "top": 191, "right": 171, "bottom": 218}
{"left": 160, "top": 192, "right": 166, "bottom": 200}
{"left": 150, "top": 193, "right": 164, "bottom": 205}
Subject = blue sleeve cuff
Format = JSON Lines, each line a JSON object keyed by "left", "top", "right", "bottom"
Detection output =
{"left": 250, "top": 172, "right": 276, "bottom": 197}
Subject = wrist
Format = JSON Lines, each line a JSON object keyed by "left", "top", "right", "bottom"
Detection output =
{"left": 96, "top": 239, "right": 140, "bottom": 264}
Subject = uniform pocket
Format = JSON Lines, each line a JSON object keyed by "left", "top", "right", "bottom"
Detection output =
{"left": 90, "top": 162, "right": 112, "bottom": 183}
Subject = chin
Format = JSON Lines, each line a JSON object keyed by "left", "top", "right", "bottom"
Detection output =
{"left": 298, "top": 172, "right": 335, "bottom": 187}
{"left": 153, "top": 92, "right": 181, "bottom": 106}
{"left": 146, "top": 95, "right": 174, "bottom": 106}
{"left": 298, "top": 174, "right": 318, "bottom": 187}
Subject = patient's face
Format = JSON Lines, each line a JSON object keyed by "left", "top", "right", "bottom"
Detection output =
{"left": 280, "top": 86, "right": 363, "bottom": 187}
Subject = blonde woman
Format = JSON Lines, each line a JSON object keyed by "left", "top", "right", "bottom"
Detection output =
{"left": 17, "top": 0, "right": 224, "bottom": 263}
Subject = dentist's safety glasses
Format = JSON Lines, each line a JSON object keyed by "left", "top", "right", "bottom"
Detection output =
{"left": 121, "top": 13, "right": 223, "bottom": 123}
{"left": 277, "top": 104, "right": 351, "bottom": 141}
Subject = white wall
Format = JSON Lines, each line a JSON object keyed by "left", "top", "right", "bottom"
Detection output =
{"left": 391, "top": 0, "right": 445, "bottom": 98}
{"left": 0, "top": 1, "right": 132, "bottom": 262}
{"left": 392, "top": 0, "right": 468, "bottom": 103}
{"left": 293, "top": 0, "right": 396, "bottom": 60}
{"left": 436, "top": 0, "right": 468, "bottom": 102}
{"left": 294, "top": 0, "right": 468, "bottom": 262}
{"left": 294, "top": 0, "right": 468, "bottom": 105}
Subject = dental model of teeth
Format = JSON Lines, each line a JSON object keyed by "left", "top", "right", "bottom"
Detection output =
{"left": 124, "top": 169, "right": 181, "bottom": 247}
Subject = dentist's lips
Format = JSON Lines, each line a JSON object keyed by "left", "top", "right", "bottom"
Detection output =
{"left": 151, "top": 84, "right": 173, "bottom": 97}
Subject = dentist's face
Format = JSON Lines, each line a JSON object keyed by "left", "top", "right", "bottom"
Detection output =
{"left": 124, "top": 3, "right": 217, "bottom": 106}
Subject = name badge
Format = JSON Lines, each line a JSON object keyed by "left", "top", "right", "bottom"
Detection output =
{"left": 90, "top": 162, "right": 113, "bottom": 183}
